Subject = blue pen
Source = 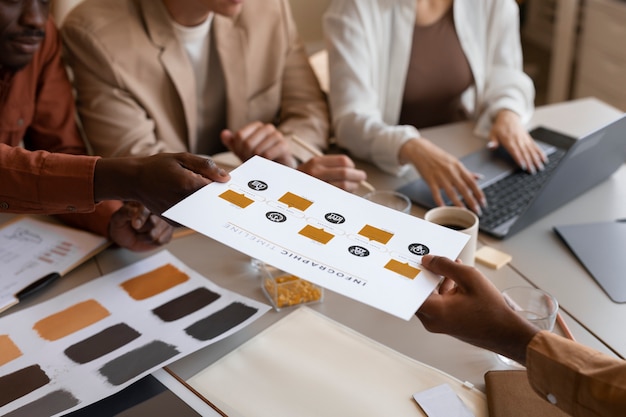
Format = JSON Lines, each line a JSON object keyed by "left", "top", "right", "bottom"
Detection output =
{"left": 16, "top": 272, "right": 61, "bottom": 301}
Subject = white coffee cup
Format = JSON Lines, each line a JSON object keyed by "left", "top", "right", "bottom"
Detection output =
{"left": 424, "top": 206, "right": 479, "bottom": 266}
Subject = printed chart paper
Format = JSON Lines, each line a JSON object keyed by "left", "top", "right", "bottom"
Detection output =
{"left": 0, "top": 216, "right": 109, "bottom": 312}
{"left": 164, "top": 156, "right": 469, "bottom": 320}
{"left": 0, "top": 250, "right": 269, "bottom": 417}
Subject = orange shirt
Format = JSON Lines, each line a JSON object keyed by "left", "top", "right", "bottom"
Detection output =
{"left": 0, "top": 19, "right": 119, "bottom": 237}
{"left": 527, "top": 331, "right": 626, "bottom": 416}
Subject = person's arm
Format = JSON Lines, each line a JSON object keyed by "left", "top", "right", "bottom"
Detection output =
{"left": 416, "top": 255, "right": 538, "bottom": 364}
{"left": 0, "top": 144, "right": 99, "bottom": 214}
{"left": 0, "top": 145, "right": 229, "bottom": 216}
{"left": 274, "top": 0, "right": 330, "bottom": 162}
{"left": 324, "top": 0, "right": 419, "bottom": 176}
{"left": 417, "top": 255, "right": 626, "bottom": 417}
{"left": 28, "top": 19, "right": 85, "bottom": 155}
{"left": 526, "top": 331, "right": 626, "bottom": 417}
{"left": 472, "top": 1, "right": 545, "bottom": 172}
{"left": 473, "top": 0, "right": 534, "bottom": 136}
{"left": 94, "top": 152, "right": 229, "bottom": 215}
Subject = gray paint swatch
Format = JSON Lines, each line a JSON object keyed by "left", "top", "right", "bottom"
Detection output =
{"left": 152, "top": 287, "right": 220, "bottom": 322}
{"left": 0, "top": 364, "right": 49, "bottom": 407}
{"left": 185, "top": 302, "right": 258, "bottom": 341}
{"left": 99, "top": 341, "right": 179, "bottom": 386}
{"left": 4, "top": 390, "right": 78, "bottom": 417}
{"left": 64, "top": 323, "right": 140, "bottom": 364}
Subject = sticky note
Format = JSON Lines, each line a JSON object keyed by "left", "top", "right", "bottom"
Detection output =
{"left": 413, "top": 384, "right": 476, "bottom": 417}
{"left": 475, "top": 246, "right": 512, "bottom": 269}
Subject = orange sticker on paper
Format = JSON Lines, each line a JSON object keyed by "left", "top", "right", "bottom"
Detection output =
{"left": 279, "top": 192, "right": 313, "bottom": 211}
{"left": 219, "top": 189, "right": 254, "bottom": 208}
{"left": 384, "top": 260, "right": 421, "bottom": 279}
{"left": 358, "top": 225, "right": 394, "bottom": 244}
{"left": 299, "top": 225, "right": 334, "bottom": 244}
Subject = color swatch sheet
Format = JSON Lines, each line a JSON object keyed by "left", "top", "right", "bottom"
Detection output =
{"left": 164, "top": 156, "right": 469, "bottom": 320}
{"left": 0, "top": 250, "right": 269, "bottom": 417}
{"left": 188, "top": 307, "right": 487, "bottom": 417}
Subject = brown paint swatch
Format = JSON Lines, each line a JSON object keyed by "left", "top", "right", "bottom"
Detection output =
{"left": 4, "top": 390, "right": 78, "bottom": 417}
{"left": 120, "top": 264, "right": 189, "bottom": 301}
{"left": 185, "top": 302, "right": 258, "bottom": 341}
{"left": 99, "top": 340, "right": 179, "bottom": 386}
{"left": 33, "top": 299, "right": 110, "bottom": 341}
{"left": 0, "top": 364, "right": 50, "bottom": 407}
{"left": 64, "top": 323, "right": 141, "bottom": 364}
{"left": 0, "top": 335, "right": 22, "bottom": 366}
{"left": 152, "top": 287, "right": 220, "bottom": 322}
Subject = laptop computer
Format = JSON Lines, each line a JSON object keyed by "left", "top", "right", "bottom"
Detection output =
{"left": 398, "top": 114, "right": 626, "bottom": 238}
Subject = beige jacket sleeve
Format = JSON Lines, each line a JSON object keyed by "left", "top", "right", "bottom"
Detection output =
{"left": 526, "top": 330, "right": 626, "bottom": 417}
{"left": 216, "top": 0, "right": 330, "bottom": 163}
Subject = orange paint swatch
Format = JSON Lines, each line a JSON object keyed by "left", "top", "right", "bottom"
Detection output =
{"left": 0, "top": 335, "right": 22, "bottom": 366}
{"left": 120, "top": 264, "right": 189, "bottom": 301}
{"left": 384, "top": 260, "right": 421, "bottom": 279}
{"left": 359, "top": 225, "right": 394, "bottom": 245}
{"left": 33, "top": 300, "right": 110, "bottom": 341}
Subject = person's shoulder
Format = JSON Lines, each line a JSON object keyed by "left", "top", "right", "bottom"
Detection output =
{"left": 237, "top": 0, "right": 283, "bottom": 19}
{"left": 62, "top": 0, "right": 139, "bottom": 38}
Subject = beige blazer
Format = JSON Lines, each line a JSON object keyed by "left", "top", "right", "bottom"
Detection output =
{"left": 61, "top": 0, "right": 329, "bottom": 161}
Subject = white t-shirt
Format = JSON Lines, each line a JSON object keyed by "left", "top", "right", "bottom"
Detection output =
{"left": 171, "top": 15, "right": 217, "bottom": 152}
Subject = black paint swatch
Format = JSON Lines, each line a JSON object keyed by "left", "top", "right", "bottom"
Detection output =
{"left": 185, "top": 302, "right": 258, "bottom": 341}
{"left": 65, "top": 323, "right": 140, "bottom": 364}
{"left": 152, "top": 288, "right": 220, "bottom": 322}
{"left": 99, "top": 341, "right": 179, "bottom": 386}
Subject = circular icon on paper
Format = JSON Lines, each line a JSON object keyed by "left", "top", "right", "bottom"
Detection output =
{"left": 408, "top": 243, "right": 430, "bottom": 256}
{"left": 266, "top": 211, "right": 287, "bottom": 223}
{"left": 248, "top": 180, "right": 268, "bottom": 191}
{"left": 348, "top": 245, "right": 370, "bottom": 257}
{"left": 325, "top": 212, "right": 346, "bottom": 224}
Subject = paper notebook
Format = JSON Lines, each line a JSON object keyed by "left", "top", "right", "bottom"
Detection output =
{"left": 188, "top": 307, "right": 487, "bottom": 417}
{"left": 0, "top": 216, "right": 110, "bottom": 313}
{"left": 484, "top": 370, "right": 569, "bottom": 417}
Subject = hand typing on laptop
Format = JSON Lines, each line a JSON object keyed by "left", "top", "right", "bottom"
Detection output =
{"left": 487, "top": 109, "right": 548, "bottom": 174}
{"left": 398, "top": 138, "right": 486, "bottom": 215}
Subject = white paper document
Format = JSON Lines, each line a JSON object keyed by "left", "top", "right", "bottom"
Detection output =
{"left": 164, "top": 156, "right": 469, "bottom": 320}
{"left": 0, "top": 216, "right": 109, "bottom": 312}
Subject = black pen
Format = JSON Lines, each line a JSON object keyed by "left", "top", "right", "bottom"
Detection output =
{"left": 16, "top": 272, "right": 61, "bottom": 301}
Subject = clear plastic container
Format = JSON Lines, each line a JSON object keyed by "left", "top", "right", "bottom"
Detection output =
{"left": 260, "top": 264, "right": 323, "bottom": 311}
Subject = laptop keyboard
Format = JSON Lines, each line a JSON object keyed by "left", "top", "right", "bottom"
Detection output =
{"left": 480, "top": 149, "right": 566, "bottom": 231}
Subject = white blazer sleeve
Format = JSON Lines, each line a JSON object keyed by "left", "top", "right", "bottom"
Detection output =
{"left": 324, "top": 0, "right": 417, "bottom": 176}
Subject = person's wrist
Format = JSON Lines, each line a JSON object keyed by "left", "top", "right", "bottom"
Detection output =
{"left": 499, "top": 312, "right": 540, "bottom": 366}
{"left": 398, "top": 137, "right": 423, "bottom": 165}
{"left": 94, "top": 157, "right": 139, "bottom": 203}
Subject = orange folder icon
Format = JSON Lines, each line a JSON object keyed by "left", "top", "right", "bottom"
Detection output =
{"left": 384, "top": 259, "right": 421, "bottom": 279}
